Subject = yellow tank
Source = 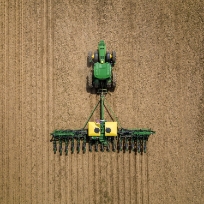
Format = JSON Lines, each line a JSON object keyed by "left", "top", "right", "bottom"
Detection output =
{"left": 88, "top": 122, "right": 100, "bottom": 136}
{"left": 88, "top": 121, "right": 118, "bottom": 137}
{"left": 105, "top": 122, "right": 117, "bottom": 136}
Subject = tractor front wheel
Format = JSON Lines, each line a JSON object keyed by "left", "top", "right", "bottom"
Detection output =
{"left": 94, "top": 51, "right": 98, "bottom": 63}
{"left": 106, "top": 51, "right": 111, "bottom": 62}
{"left": 94, "top": 80, "right": 99, "bottom": 89}
{"left": 112, "top": 51, "right": 116, "bottom": 64}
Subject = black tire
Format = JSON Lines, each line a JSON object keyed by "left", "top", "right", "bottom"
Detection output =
{"left": 94, "top": 82, "right": 99, "bottom": 89}
{"left": 87, "top": 51, "right": 92, "bottom": 67}
{"left": 112, "top": 51, "right": 116, "bottom": 63}
{"left": 107, "top": 82, "right": 111, "bottom": 88}
{"left": 112, "top": 71, "right": 116, "bottom": 88}
{"left": 106, "top": 51, "right": 111, "bottom": 62}
{"left": 87, "top": 71, "right": 93, "bottom": 88}
{"left": 94, "top": 51, "right": 98, "bottom": 63}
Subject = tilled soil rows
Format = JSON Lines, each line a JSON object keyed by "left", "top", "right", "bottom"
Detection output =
{"left": 0, "top": 0, "right": 204, "bottom": 203}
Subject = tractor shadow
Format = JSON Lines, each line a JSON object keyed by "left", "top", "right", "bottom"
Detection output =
{"left": 86, "top": 86, "right": 116, "bottom": 94}
{"left": 86, "top": 85, "right": 97, "bottom": 94}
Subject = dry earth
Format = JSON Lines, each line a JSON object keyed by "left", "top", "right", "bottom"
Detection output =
{"left": 0, "top": 0, "right": 204, "bottom": 203}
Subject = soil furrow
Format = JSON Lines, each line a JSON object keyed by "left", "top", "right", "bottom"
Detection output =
{"left": 1, "top": 0, "right": 204, "bottom": 203}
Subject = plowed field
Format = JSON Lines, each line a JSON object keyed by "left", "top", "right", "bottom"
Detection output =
{"left": 0, "top": 0, "right": 204, "bottom": 203}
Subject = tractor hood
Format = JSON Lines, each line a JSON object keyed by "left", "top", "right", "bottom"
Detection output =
{"left": 98, "top": 40, "right": 106, "bottom": 63}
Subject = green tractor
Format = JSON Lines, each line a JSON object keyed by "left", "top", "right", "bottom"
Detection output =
{"left": 50, "top": 40, "right": 155, "bottom": 155}
{"left": 87, "top": 40, "right": 116, "bottom": 89}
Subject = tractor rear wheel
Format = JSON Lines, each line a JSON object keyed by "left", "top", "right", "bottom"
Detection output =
{"left": 87, "top": 71, "right": 93, "bottom": 88}
{"left": 112, "top": 51, "right": 116, "bottom": 63}
{"left": 94, "top": 81, "right": 99, "bottom": 89}
{"left": 94, "top": 51, "right": 98, "bottom": 63}
{"left": 107, "top": 82, "right": 111, "bottom": 88}
{"left": 87, "top": 51, "right": 92, "bottom": 67}
{"left": 112, "top": 71, "right": 116, "bottom": 88}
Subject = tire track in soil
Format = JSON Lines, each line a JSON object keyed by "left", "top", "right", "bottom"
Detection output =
{"left": 146, "top": 153, "right": 150, "bottom": 204}
{"left": 8, "top": 1, "right": 21, "bottom": 202}
{"left": 31, "top": 3, "right": 38, "bottom": 200}
{"left": 111, "top": 152, "right": 118, "bottom": 204}
{"left": 100, "top": 152, "right": 103, "bottom": 203}
{"left": 0, "top": 2, "right": 4, "bottom": 202}
{"left": 2, "top": 2, "right": 8, "bottom": 203}
{"left": 129, "top": 152, "right": 136, "bottom": 204}
{"left": 21, "top": 2, "right": 27, "bottom": 203}
{"left": 97, "top": 146, "right": 111, "bottom": 203}
{"left": 118, "top": 152, "right": 124, "bottom": 204}
{"left": 136, "top": 154, "right": 141, "bottom": 204}
{"left": 60, "top": 154, "right": 66, "bottom": 204}
{"left": 71, "top": 142, "right": 78, "bottom": 204}
{"left": 82, "top": 146, "right": 89, "bottom": 204}
{"left": 19, "top": 1, "right": 24, "bottom": 202}
{"left": 14, "top": 2, "right": 21, "bottom": 202}
{"left": 124, "top": 152, "right": 131, "bottom": 204}
{"left": 66, "top": 153, "right": 71, "bottom": 204}
{"left": 77, "top": 149, "right": 83, "bottom": 204}
{"left": 94, "top": 150, "right": 99, "bottom": 204}
{"left": 42, "top": 0, "right": 49, "bottom": 202}
{"left": 23, "top": 2, "right": 35, "bottom": 203}
{"left": 60, "top": 152, "right": 65, "bottom": 204}
{"left": 106, "top": 152, "right": 111, "bottom": 204}
{"left": 116, "top": 151, "right": 120, "bottom": 204}
{"left": 142, "top": 154, "right": 148, "bottom": 204}
{"left": 36, "top": 2, "right": 46, "bottom": 202}
{"left": 25, "top": 3, "right": 34, "bottom": 203}
{"left": 48, "top": 0, "right": 54, "bottom": 202}
{"left": 88, "top": 149, "right": 94, "bottom": 203}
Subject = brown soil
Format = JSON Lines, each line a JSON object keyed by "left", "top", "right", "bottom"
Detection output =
{"left": 0, "top": 0, "right": 204, "bottom": 203}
